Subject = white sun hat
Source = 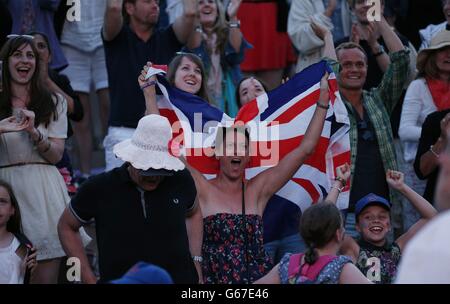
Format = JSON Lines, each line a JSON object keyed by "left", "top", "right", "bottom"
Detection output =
{"left": 113, "top": 115, "right": 185, "bottom": 175}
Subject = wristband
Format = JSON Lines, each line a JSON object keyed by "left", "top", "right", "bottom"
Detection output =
{"left": 192, "top": 256, "right": 203, "bottom": 263}
{"left": 316, "top": 102, "right": 329, "bottom": 110}
{"left": 140, "top": 80, "right": 156, "bottom": 90}
{"left": 335, "top": 176, "right": 346, "bottom": 187}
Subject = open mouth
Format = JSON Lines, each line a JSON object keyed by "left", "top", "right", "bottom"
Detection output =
{"left": 231, "top": 158, "right": 241, "bottom": 165}
{"left": 369, "top": 226, "right": 383, "bottom": 234}
{"left": 184, "top": 78, "right": 197, "bottom": 86}
{"left": 17, "top": 67, "right": 31, "bottom": 78}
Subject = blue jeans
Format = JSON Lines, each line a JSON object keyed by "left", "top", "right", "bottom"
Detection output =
{"left": 264, "top": 233, "right": 306, "bottom": 264}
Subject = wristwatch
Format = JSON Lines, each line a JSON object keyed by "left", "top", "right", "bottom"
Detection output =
{"left": 372, "top": 44, "right": 385, "bottom": 57}
{"left": 192, "top": 256, "right": 203, "bottom": 263}
{"left": 228, "top": 20, "right": 241, "bottom": 29}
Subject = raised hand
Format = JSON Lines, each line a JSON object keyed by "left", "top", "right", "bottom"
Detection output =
{"left": 227, "top": 0, "right": 242, "bottom": 21}
{"left": 386, "top": 170, "right": 405, "bottom": 191}
{"left": 138, "top": 61, "right": 156, "bottom": 88}
{"left": 336, "top": 163, "right": 351, "bottom": 182}
{"left": 310, "top": 19, "right": 331, "bottom": 41}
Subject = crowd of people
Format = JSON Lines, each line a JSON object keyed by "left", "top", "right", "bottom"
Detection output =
{"left": 0, "top": 0, "right": 450, "bottom": 284}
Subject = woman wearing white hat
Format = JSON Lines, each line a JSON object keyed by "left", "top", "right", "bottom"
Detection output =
{"left": 398, "top": 29, "right": 450, "bottom": 228}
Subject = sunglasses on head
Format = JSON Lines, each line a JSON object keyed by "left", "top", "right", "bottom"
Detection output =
{"left": 7, "top": 34, "right": 35, "bottom": 40}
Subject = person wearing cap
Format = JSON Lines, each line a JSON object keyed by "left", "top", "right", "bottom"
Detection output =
{"left": 330, "top": 166, "right": 438, "bottom": 284}
{"left": 110, "top": 261, "right": 173, "bottom": 284}
{"left": 396, "top": 134, "right": 450, "bottom": 284}
{"left": 57, "top": 114, "right": 203, "bottom": 284}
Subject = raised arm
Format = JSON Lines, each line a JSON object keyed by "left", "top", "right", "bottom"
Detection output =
{"left": 310, "top": 20, "right": 336, "bottom": 61}
{"left": 324, "top": 163, "right": 350, "bottom": 204}
{"left": 172, "top": 0, "right": 197, "bottom": 44}
{"left": 226, "top": 0, "right": 243, "bottom": 53}
{"left": 378, "top": 16, "right": 405, "bottom": 53}
{"left": 103, "top": 0, "right": 124, "bottom": 42}
{"left": 386, "top": 170, "right": 438, "bottom": 250}
{"left": 287, "top": 0, "right": 334, "bottom": 56}
{"left": 251, "top": 73, "right": 330, "bottom": 212}
{"left": 186, "top": 197, "right": 203, "bottom": 283}
{"left": 138, "top": 62, "right": 160, "bottom": 115}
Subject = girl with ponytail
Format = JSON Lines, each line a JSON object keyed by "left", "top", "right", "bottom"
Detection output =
{"left": 255, "top": 164, "right": 370, "bottom": 284}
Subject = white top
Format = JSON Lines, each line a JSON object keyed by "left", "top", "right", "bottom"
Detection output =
{"left": 288, "top": 0, "right": 333, "bottom": 73}
{"left": 0, "top": 236, "right": 25, "bottom": 284}
{"left": 419, "top": 22, "right": 447, "bottom": 50}
{"left": 398, "top": 78, "right": 437, "bottom": 162}
{"left": 396, "top": 210, "right": 450, "bottom": 284}
{"left": 61, "top": 0, "right": 107, "bottom": 52}
{"left": 166, "top": 0, "right": 183, "bottom": 25}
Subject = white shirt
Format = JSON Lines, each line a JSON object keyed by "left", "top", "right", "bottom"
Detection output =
{"left": 61, "top": 0, "right": 107, "bottom": 52}
{"left": 396, "top": 210, "right": 450, "bottom": 284}
{"left": 419, "top": 22, "right": 448, "bottom": 50}
{"left": 0, "top": 236, "right": 25, "bottom": 284}
{"left": 398, "top": 78, "right": 437, "bottom": 162}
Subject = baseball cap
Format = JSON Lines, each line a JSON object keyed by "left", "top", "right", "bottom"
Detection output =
{"left": 355, "top": 193, "right": 391, "bottom": 218}
{"left": 110, "top": 262, "right": 173, "bottom": 284}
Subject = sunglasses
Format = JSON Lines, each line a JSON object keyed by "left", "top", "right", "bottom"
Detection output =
{"left": 7, "top": 34, "right": 35, "bottom": 40}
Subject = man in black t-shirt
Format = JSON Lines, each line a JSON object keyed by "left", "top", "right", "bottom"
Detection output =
{"left": 58, "top": 115, "right": 203, "bottom": 284}
{"left": 102, "top": 0, "right": 197, "bottom": 171}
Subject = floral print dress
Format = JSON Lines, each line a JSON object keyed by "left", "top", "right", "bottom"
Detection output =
{"left": 202, "top": 213, "right": 273, "bottom": 284}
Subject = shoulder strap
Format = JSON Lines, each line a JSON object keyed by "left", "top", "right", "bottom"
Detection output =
{"left": 301, "top": 255, "right": 338, "bottom": 281}
{"left": 288, "top": 253, "right": 304, "bottom": 279}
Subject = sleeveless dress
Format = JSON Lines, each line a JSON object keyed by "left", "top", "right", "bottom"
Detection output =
{"left": 202, "top": 213, "right": 273, "bottom": 284}
{"left": 279, "top": 253, "right": 352, "bottom": 284}
{"left": 0, "top": 237, "right": 24, "bottom": 284}
{"left": 356, "top": 239, "right": 402, "bottom": 284}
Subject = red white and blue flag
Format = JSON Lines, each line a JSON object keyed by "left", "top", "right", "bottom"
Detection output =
{"left": 151, "top": 60, "right": 350, "bottom": 216}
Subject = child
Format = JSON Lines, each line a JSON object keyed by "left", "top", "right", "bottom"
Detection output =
{"left": 332, "top": 164, "right": 438, "bottom": 284}
{"left": 0, "top": 180, "right": 37, "bottom": 284}
{"left": 255, "top": 165, "right": 370, "bottom": 284}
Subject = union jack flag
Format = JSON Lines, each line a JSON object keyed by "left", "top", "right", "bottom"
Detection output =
{"left": 151, "top": 60, "right": 350, "bottom": 227}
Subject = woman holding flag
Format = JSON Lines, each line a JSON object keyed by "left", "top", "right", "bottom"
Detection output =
{"left": 138, "top": 50, "right": 333, "bottom": 284}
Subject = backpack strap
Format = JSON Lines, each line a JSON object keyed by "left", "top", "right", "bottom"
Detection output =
{"left": 287, "top": 253, "right": 304, "bottom": 279}
{"left": 300, "top": 255, "right": 338, "bottom": 281}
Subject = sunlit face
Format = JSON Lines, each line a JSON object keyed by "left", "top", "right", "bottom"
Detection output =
{"left": 435, "top": 46, "right": 450, "bottom": 76}
{"left": 356, "top": 205, "right": 391, "bottom": 246}
{"left": 337, "top": 48, "right": 368, "bottom": 90}
{"left": 216, "top": 130, "right": 250, "bottom": 181}
{"left": 127, "top": 0, "right": 160, "bottom": 26}
{"left": 198, "top": 0, "right": 218, "bottom": 27}
{"left": 32, "top": 34, "right": 51, "bottom": 65}
{"left": 238, "top": 78, "right": 266, "bottom": 106}
{"left": 174, "top": 56, "right": 202, "bottom": 94}
{"left": 128, "top": 166, "right": 164, "bottom": 191}
{"left": 0, "top": 186, "right": 15, "bottom": 228}
{"left": 8, "top": 43, "right": 36, "bottom": 85}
